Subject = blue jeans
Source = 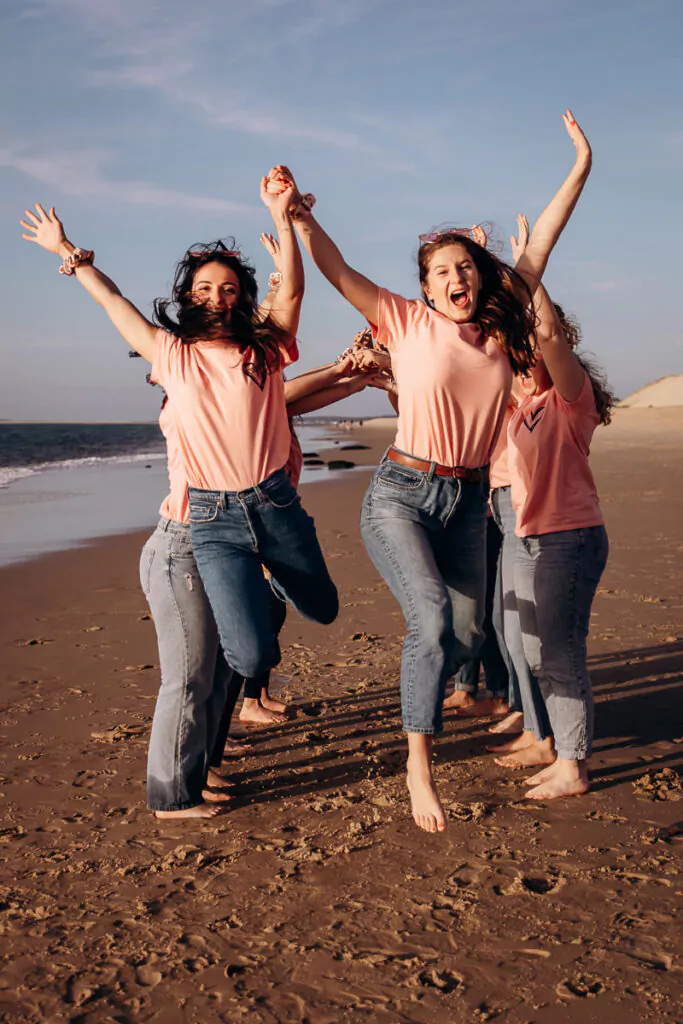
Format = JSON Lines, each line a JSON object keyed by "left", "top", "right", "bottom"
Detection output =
{"left": 360, "top": 456, "right": 488, "bottom": 734}
{"left": 514, "top": 525, "right": 609, "bottom": 760}
{"left": 189, "top": 467, "right": 338, "bottom": 679}
{"left": 453, "top": 514, "right": 509, "bottom": 699}
{"left": 490, "top": 487, "right": 551, "bottom": 741}
{"left": 140, "top": 519, "right": 230, "bottom": 811}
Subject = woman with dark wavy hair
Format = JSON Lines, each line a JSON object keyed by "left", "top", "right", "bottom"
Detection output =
{"left": 21, "top": 182, "right": 339, "bottom": 818}
{"left": 271, "top": 110, "right": 590, "bottom": 832}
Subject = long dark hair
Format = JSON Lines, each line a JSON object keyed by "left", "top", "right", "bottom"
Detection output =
{"left": 553, "top": 303, "right": 616, "bottom": 426}
{"left": 153, "top": 239, "right": 291, "bottom": 389}
{"left": 417, "top": 231, "right": 536, "bottom": 375}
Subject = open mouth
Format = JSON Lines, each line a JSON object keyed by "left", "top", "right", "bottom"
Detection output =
{"left": 450, "top": 289, "right": 469, "bottom": 310}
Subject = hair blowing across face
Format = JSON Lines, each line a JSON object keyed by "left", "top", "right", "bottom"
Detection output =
{"left": 417, "top": 232, "right": 536, "bottom": 375}
{"left": 153, "top": 238, "right": 291, "bottom": 389}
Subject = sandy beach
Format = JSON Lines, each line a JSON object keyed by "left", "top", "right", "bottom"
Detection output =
{"left": 1, "top": 409, "right": 682, "bottom": 1023}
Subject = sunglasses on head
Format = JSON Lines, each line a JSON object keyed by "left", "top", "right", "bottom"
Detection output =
{"left": 418, "top": 227, "right": 474, "bottom": 246}
{"left": 186, "top": 241, "right": 241, "bottom": 259}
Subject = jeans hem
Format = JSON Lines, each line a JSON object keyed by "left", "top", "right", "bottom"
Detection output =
{"left": 403, "top": 726, "right": 441, "bottom": 735}
{"left": 556, "top": 748, "right": 590, "bottom": 761}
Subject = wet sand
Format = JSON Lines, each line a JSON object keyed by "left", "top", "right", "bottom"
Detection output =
{"left": 1, "top": 409, "right": 682, "bottom": 1023}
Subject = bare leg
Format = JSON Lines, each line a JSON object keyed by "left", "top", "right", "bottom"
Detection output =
{"left": 525, "top": 757, "right": 589, "bottom": 799}
{"left": 239, "top": 697, "right": 286, "bottom": 725}
{"left": 494, "top": 736, "right": 555, "bottom": 769}
{"left": 406, "top": 733, "right": 446, "bottom": 834}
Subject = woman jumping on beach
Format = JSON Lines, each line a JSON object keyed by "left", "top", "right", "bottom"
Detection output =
{"left": 267, "top": 110, "right": 588, "bottom": 833}
{"left": 21, "top": 184, "right": 340, "bottom": 817}
{"left": 505, "top": 282, "right": 614, "bottom": 799}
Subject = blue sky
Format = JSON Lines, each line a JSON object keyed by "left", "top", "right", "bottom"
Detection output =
{"left": 1, "top": 0, "right": 681, "bottom": 421}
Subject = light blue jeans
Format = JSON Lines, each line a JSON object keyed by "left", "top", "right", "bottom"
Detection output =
{"left": 360, "top": 456, "right": 488, "bottom": 734}
{"left": 140, "top": 519, "right": 229, "bottom": 811}
{"left": 513, "top": 524, "right": 609, "bottom": 760}
{"left": 189, "top": 467, "right": 338, "bottom": 680}
{"left": 490, "top": 487, "right": 550, "bottom": 740}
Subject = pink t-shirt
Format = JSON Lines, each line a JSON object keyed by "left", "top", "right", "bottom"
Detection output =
{"left": 489, "top": 405, "right": 513, "bottom": 490}
{"left": 158, "top": 399, "right": 189, "bottom": 524}
{"left": 158, "top": 402, "right": 303, "bottom": 525}
{"left": 508, "top": 372, "right": 603, "bottom": 537}
{"left": 151, "top": 329, "right": 298, "bottom": 492}
{"left": 375, "top": 289, "right": 512, "bottom": 468}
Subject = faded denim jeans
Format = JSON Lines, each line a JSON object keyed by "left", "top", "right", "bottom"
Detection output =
{"left": 490, "top": 486, "right": 551, "bottom": 740}
{"left": 189, "top": 467, "right": 338, "bottom": 680}
{"left": 452, "top": 514, "right": 509, "bottom": 699}
{"left": 140, "top": 519, "right": 230, "bottom": 811}
{"left": 513, "top": 524, "right": 609, "bottom": 760}
{"left": 361, "top": 456, "right": 488, "bottom": 734}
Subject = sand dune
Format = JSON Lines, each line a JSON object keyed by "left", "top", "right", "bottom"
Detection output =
{"left": 619, "top": 374, "right": 683, "bottom": 407}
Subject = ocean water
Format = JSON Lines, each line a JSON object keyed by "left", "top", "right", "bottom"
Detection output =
{"left": 0, "top": 421, "right": 364, "bottom": 567}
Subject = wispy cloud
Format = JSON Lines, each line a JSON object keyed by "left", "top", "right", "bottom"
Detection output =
{"left": 22, "top": 0, "right": 401, "bottom": 160}
{"left": 0, "top": 145, "right": 253, "bottom": 215}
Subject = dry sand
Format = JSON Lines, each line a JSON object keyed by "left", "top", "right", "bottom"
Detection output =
{"left": 619, "top": 374, "right": 683, "bottom": 408}
{"left": 1, "top": 411, "right": 682, "bottom": 1023}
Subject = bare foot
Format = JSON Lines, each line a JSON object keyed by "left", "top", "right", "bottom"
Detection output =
{"left": 206, "top": 768, "right": 234, "bottom": 790}
{"left": 494, "top": 737, "right": 555, "bottom": 769}
{"left": 154, "top": 803, "right": 222, "bottom": 820}
{"left": 260, "top": 690, "right": 288, "bottom": 714}
{"left": 456, "top": 696, "right": 510, "bottom": 719}
{"left": 202, "top": 786, "right": 233, "bottom": 804}
{"left": 488, "top": 710, "right": 524, "bottom": 735}
{"left": 443, "top": 690, "right": 476, "bottom": 710}
{"left": 486, "top": 728, "right": 536, "bottom": 754}
{"left": 524, "top": 757, "right": 589, "bottom": 800}
{"left": 239, "top": 699, "right": 286, "bottom": 726}
{"left": 524, "top": 762, "right": 559, "bottom": 786}
{"left": 406, "top": 760, "right": 447, "bottom": 833}
{"left": 223, "top": 736, "right": 251, "bottom": 756}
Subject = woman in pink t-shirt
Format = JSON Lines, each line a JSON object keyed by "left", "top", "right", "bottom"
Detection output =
{"left": 21, "top": 185, "right": 343, "bottom": 816}
{"left": 267, "top": 111, "right": 589, "bottom": 833}
{"left": 507, "top": 284, "right": 615, "bottom": 801}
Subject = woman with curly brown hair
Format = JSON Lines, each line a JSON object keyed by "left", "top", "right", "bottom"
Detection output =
{"left": 270, "top": 111, "right": 590, "bottom": 832}
{"left": 20, "top": 182, "right": 339, "bottom": 818}
{"left": 505, "top": 288, "right": 615, "bottom": 801}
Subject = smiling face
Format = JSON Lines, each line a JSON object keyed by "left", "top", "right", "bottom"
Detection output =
{"left": 190, "top": 261, "right": 241, "bottom": 314}
{"left": 422, "top": 242, "right": 481, "bottom": 323}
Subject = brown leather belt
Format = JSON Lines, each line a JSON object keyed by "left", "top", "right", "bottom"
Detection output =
{"left": 387, "top": 447, "right": 488, "bottom": 483}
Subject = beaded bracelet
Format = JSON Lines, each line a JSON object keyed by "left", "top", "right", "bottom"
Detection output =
{"left": 59, "top": 247, "right": 95, "bottom": 276}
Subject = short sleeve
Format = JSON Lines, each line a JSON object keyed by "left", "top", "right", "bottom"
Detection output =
{"left": 150, "top": 329, "right": 178, "bottom": 388}
{"left": 556, "top": 371, "right": 598, "bottom": 420}
{"left": 278, "top": 335, "right": 299, "bottom": 369}
{"left": 375, "top": 288, "right": 423, "bottom": 353}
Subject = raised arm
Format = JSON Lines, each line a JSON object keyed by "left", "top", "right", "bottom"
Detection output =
{"left": 259, "top": 179, "right": 304, "bottom": 337}
{"left": 266, "top": 166, "right": 380, "bottom": 326}
{"left": 533, "top": 282, "right": 585, "bottom": 403}
{"left": 514, "top": 110, "right": 592, "bottom": 287}
{"left": 286, "top": 374, "right": 369, "bottom": 418}
{"left": 20, "top": 204, "right": 157, "bottom": 363}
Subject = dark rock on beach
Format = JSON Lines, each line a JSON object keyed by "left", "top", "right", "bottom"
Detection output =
{"left": 327, "top": 460, "right": 355, "bottom": 470}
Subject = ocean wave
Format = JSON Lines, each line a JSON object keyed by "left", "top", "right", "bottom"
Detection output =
{"left": 0, "top": 450, "right": 166, "bottom": 489}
